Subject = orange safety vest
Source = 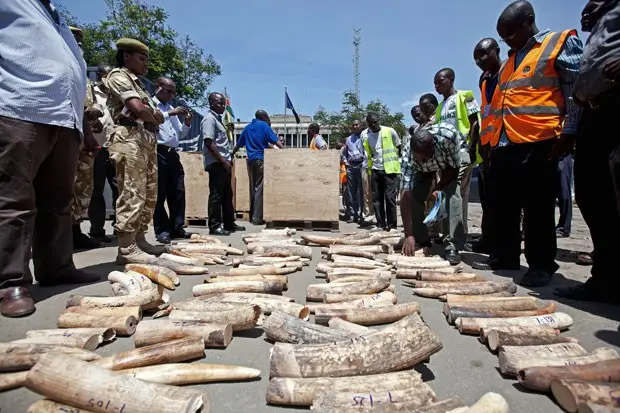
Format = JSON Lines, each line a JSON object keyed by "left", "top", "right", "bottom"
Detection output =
{"left": 479, "top": 77, "right": 501, "bottom": 146}
{"left": 488, "top": 30, "right": 576, "bottom": 147}
{"left": 339, "top": 163, "right": 347, "bottom": 184}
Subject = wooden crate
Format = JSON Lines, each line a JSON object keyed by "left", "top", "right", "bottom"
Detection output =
{"left": 179, "top": 152, "right": 209, "bottom": 219}
{"left": 263, "top": 149, "right": 340, "bottom": 227}
{"left": 234, "top": 157, "right": 251, "bottom": 213}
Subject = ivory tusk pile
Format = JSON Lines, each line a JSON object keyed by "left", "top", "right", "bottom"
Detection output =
{"left": 487, "top": 329, "right": 578, "bottom": 352}
{"left": 445, "top": 302, "right": 557, "bottom": 325}
{"left": 306, "top": 277, "right": 390, "bottom": 301}
{"left": 168, "top": 305, "right": 261, "bottom": 331}
{"left": 262, "top": 310, "right": 360, "bottom": 344}
{"left": 455, "top": 312, "right": 574, "bottom": 335}
{"left": 193, "top": 280, "right": 284, "bottom": 297}
{"left": 327, "top": 318, "right": 374, "bottom": 335}
{"left": 308, "top": 291, "right": 397, "bottom": 314}
{"left": 19, "top": 328, "right": 116, "bottom": 351}
{"left": 133, "top": 319, "right": 233, "bottom": 348}
{"left": 413, "top": 281, "right": 517, "bottom": 299}
{"left": 314, "top": 302, "right": 420, "bottom": 326}
{"left": 66, "top": 287, "right": 162, "bottom": 310}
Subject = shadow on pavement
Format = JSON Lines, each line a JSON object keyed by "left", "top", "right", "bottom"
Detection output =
{"left": 594, "top": 329, "right": 620, "bottom": 346}
{"left": 30, "top": 261, "right": 118, "bottom": 303}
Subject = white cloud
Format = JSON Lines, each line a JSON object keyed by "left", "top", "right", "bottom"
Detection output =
{"left": 401, "top": 93, "right": 426, "bottom": 109}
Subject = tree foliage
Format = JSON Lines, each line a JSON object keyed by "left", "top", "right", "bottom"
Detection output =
{"left": 59, "top": 0, "right": 220, "bottom": 108}
{"left": 313, "top": 91, "right": 406, "bottom": 147}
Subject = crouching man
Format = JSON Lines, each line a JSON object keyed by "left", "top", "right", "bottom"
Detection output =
{"left": 400, "top": 123, "right": 465, "bottom": 265}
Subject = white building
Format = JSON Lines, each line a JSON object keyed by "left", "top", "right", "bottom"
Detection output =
{"left": 232, "top": 114, "right": 335, "bottom": 148}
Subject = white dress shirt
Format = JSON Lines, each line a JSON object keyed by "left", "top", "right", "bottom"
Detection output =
{"left": 153, "top": 98, "right": 190, "bottom": 148}
{"left": 0, "top": 0, "right": 87, "bottom": 134}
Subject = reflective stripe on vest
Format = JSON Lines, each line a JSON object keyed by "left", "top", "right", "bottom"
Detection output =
{"left": 479, "top": 79, "right": 501, "bottom": 146}
{"left": 489, "top": 30, "right": 575, "bottom": 147}
{"left": 363, "top": 127, "right": 401, "bottom": 174}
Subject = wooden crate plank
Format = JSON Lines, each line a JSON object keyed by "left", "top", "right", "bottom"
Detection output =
{"left": 234, "top": 157, "right": 250, "bottom": 213}
{"left": 263, "top": 149, "right": 339, "bottom": 222}
{"left": 179, "top": 152, "right": 208, "bottom": 219}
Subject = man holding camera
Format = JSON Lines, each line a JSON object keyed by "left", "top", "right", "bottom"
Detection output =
{"left": 152, "top": 77, "right": 194, "bottom": 244}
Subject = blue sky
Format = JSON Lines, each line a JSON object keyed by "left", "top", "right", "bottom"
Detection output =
{"left": 60, "top": 0, "right": 586, "bottom": 122}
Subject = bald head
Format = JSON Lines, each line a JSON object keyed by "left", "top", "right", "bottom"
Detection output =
{"left": 474, "top": 37, "right": 502, "bottom": 74}
{"left": 366, "top": 112, "right": 380, "bottom": 133}
{"left": 255, "top": 109, "right": 271, "bottom": 124}
{"left": 497, "top": 1, "right": 537, "bottom": 51}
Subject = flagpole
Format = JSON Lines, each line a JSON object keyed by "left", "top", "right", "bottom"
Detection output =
{"left": 284, "top": 86, "right": 288, "bottom": 146}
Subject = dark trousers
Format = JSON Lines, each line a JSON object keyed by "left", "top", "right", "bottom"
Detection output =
{"left": 489, "top": 140, "right": 558, "bottom": 273}
{"left": 477, "top": 164, "right": 492, "bottom": 243}
{"left": 0, "top": 116, "right": 80, "bottom": 287}
{"left": 556, "top": 154, "right": 573, "bottom": 234}
{"left": 153, "top": 145, "right": 186, "bottom": 237}
{"left": 248, "top": 159, "right": 264, "bottom": 223}
{"left": 346, "top": 165, "right": 363, "bottom": 219}
{"left": 574, "top": 96, "right": 620, "bottom": 294}
{"left": 371, "top": 170, "right": 398, "bottom": 229}
{"left": 207, "top": 162, "right": 234, "bottom": 231}
{"left": 88, "top": 147, "right": 118, "bottom": 236}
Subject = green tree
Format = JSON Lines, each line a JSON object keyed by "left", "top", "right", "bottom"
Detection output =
{"left": 313, "top": 91, "right": 406, "bottom": 147}
{"left": 59, "top": 0, "right": 220, "bottom": 108}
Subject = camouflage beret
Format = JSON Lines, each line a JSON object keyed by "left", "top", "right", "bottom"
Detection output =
{"left": 69, "top": 26, "right": 83, "bottom": 36}
{"left": 116, "top": 38, "right": 149, "bottom": 56}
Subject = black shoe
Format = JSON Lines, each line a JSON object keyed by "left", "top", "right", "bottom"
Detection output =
{"left": 445, "top": 250, "right": 462, "bottom": 265}
{"left": 210, "top": 227, "right": 231, "bottom": 236}
{"left": 73, "top": 229, "right": 103, "bottom": 250}
{"left": 251, "top": 220, "right": 265, "bottom": 226}
{"left": 471, "top": 259, "right": 520, "bottom": 271}
{"left": 156, "top": 235, "right": 172, "bottom": 244}
{"left": 172, "top": 229, "right": 193, "bottom": 239}
{"left": 90, "top": 233, "right": 112, "bottom": 243}
{"left": 554, "top": 284, "right": 619, "bottom": 304}
{"left": 518, "top": 269, "right": 553, "bottom": 287}
{"left": 224, "top": 224, "right": 246, "bottom": 232}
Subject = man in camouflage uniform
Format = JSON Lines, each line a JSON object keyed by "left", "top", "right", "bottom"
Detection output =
{"left": 104, "top": 38, "right": 165, "bottom": 264}
{"left": 70, "top": 25, "right": 106, "bottom": 249}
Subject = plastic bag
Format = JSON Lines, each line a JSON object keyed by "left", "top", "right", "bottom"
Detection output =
{"left": 423, "top": 191, "right": 447, "bottom": 225}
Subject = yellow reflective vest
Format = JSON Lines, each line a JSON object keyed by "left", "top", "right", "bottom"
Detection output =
{"left": 436, "top": 90, "right": 483, "bottom": 165}
{"left": 362, "top": 126, "right": 401, "bottom": 174}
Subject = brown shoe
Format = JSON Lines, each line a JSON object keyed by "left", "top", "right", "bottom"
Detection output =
{"left": 37, "top": 269, "right": 101, "bottom": 287}
{"left": 0, "top": 287, "right": 36, "bottom": 317}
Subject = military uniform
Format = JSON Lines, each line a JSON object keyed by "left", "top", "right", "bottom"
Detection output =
{"left": 104, "top": 38, "right": 164, "bottom": 263}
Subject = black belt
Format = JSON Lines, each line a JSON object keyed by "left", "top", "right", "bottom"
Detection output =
{"left": 117, "top": 118, "right": 159, "bottom": 134}
{"left": 157, "top": 144, "right": 177, "bottom": 153}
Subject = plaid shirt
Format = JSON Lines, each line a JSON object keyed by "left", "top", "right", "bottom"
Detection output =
{"left": 401, "top": 122, "right": 462, "bottom": 191}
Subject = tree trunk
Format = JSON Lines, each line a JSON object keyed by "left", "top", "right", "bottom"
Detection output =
{"left": 192, "top": 280, "right": 284, "bottom": 297}
{"left": 551, "top": 379, "right": 620, "bottom": 413}
{"left": 413, "top": 281, "right": 517, "bottom": 299}
{"left": 93, "top": 337, "right": 205, "bottom": 370}
{"left": 446, "top": 302, "right": 557, "bottom": 325}
{"left": 311, "top": 387, "right": 436, "bottom": 412}
{"left": 461, "top": 392, "right": 509, "bottom": 413}
{"left": 25, "top": 353, "right": 206, "bottom": 413}
{"left": 266, "top": 371, "right": 423, "bottom": 407}
{"left": 518, "top": 359, "right": 620, "bottom": 392}
{"left": 499, "top": 347, "right": 619, "bottom": 377}
{"left": 262, "top": 310, "right": 358, "bottom": 344}
{"left": 306, "top": 277, "right": 390, "bottom": 301}
{"left": 66, "top": 287, "right": 162, "bottom": 309}
{"left": 269, "top": 313, "right": 442, "bottom": 378}
{"left": 168, "top": 306, "right": 261, "bottom": 332}
{"left": 456, "top": 312, "right": 574, "bottom": 335}
{"left": 64, "top": 306, "right": 142, "bottom": 321}
{"left": 487, "top": 329, "right": 578, "bottom": 352}
{"left": 119, "top": 363, "right": 260, "bottom": 385}
{"left": 133, "top": 319, "right": 232, "bottom": 348}
{"left": 56, "top": 313, "right": 137, "bottom": 336}
{"left": 20, "top": 328, "right": 116, "bottom": 351}
{"left": 314, "top": 302, "right": 420, "bottom": 326}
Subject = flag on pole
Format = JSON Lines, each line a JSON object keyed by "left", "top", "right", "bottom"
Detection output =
{"left": 285, "top": 91, "right": 301, "bottom": 124}
{"left": 223, "top": 93, "right": 235, "bottom": 141}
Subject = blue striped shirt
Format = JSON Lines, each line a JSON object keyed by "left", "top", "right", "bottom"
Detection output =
{"left": 0, "top": 0, "right": 87, "bottom": 134}
{"left": 498, "top": 29, "right": 583, "bottom": 146}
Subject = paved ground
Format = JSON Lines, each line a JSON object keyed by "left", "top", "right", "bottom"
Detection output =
{"left": 1, "top": 200, "right": 618, "bottom": 413}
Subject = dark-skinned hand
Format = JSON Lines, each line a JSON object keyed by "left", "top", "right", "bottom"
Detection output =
{"left": 153, "top": 109, "right": 165, "bottom": 125}
{"left": 402, "top": 236, "right": 417, "bottom": 256}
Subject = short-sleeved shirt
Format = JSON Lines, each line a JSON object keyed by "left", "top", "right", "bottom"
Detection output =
{"left": 401, "top": 122, "right": 462, "bottom": 191}
{"left": 237, "top": 119, "right": 279, "bottom": 161}
{"left": 201, "top": 109, "right": 231, "bottom": 167}
{"left": 361, "top": 127, "right": 401, "bottom": 171}
{"left": 342, "top": 134, "right": 364, "bottom": 167}
{"left": 437, "top": 93, "right": 480, "bottom": 151}
{"left": 312, "top": 135, "right": 328, "bottom": 150}
{"left": 104, "top": 67, "right": 155, "bottom": 123}
{"left": 0, "top": 0, "right": 87, "bottom": 133}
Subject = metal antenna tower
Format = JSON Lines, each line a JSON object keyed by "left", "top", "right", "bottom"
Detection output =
{"left": 353, "top": 28, "right": 361, "bottom": 103}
